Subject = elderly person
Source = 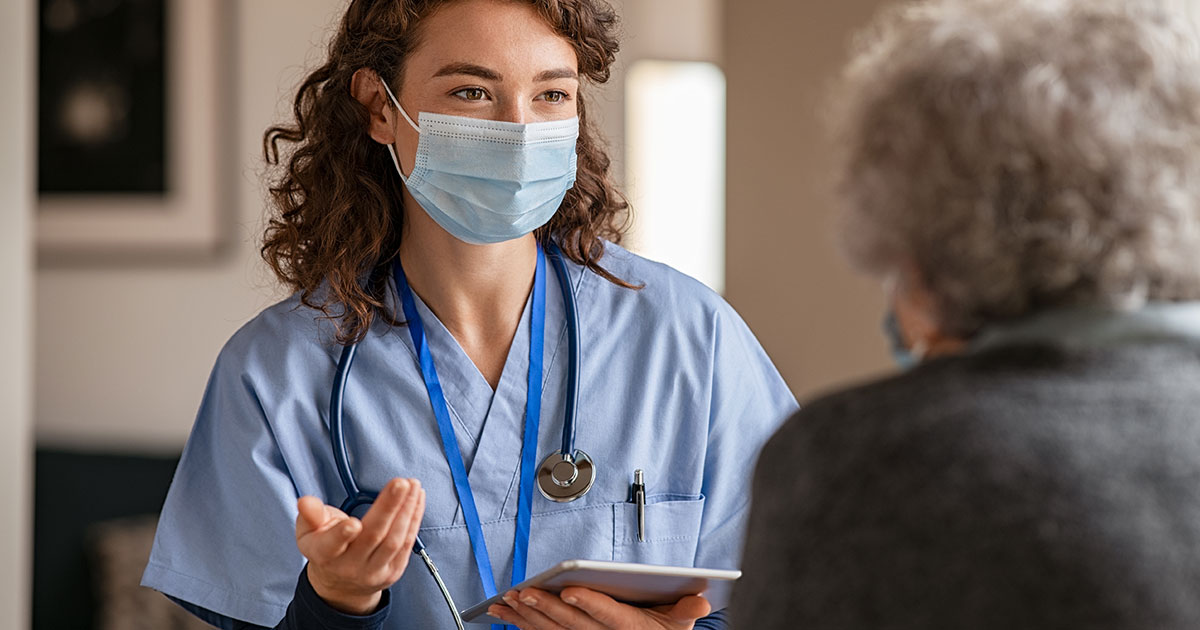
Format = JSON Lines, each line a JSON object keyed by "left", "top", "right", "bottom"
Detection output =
{"left": 733, "top": 0, "right": 1200, "bottom": 628}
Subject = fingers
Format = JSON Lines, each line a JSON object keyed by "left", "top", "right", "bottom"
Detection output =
{"left": 345, "top": 478, "right": 416, "bottom": 561}
{"left": 296, "top": 497, "right": 358, "bottom": 562}
{"left": 295, "top": 496, "right": 333, "bottom": 536}
{"left": 367, "top": 480, "right": 426, "bottom": 567}
{"left": 400, "top": 486, "right": 426, "bottom": 550}
{"left": 555, "top": 587, "right": 711, "bottom": 628}
{"left": 557, "top": 587, "right": 627, "bottom": 627}
{"left": 493, "top": 589, "right": 581, "bottom": 630}
{"left": 487, "top": 601, "right": 527, "bottom": 628}
{"left": 293, "top": 480, "right": 426, "bottom": 616}
{"left": 665, "top": 595, "right": 711, "bottom": 622}
{"left": 303, "top": 516, "right": 362, "bottom": 562}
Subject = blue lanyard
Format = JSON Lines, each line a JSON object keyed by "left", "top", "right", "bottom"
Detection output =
{"left": 394, "top": 244, "right": 547, "bottom": 629}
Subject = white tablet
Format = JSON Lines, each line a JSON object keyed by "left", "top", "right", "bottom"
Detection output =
{"left": 460, "top": 559, "right": 741, "bottom": 625}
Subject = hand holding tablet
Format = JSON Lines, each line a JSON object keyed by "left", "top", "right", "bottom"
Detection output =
{"left": 462, "top": 560, "right": 741, "bottom": 626}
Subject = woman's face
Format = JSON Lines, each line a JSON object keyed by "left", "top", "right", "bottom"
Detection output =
{"left": 389, "top": 0, "right": 580, "bottom": 172}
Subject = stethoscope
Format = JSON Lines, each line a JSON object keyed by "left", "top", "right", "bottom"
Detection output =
{"left": 327, "top": 242, "right": 595, "bottom": 628}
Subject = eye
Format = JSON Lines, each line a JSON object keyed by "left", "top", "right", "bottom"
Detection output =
{"left": 452, "top": 87, "right": 488, "bottom": 101}
{"left": 541, "top": 90, "right": 570, "bottom": 104}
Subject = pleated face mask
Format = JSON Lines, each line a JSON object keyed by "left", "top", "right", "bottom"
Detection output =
{"left": 381, "top": 80, "right": 579, "bottom": 245}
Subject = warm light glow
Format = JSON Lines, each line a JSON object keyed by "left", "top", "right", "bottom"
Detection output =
{"left": 1174, "top": 0, "right": 1200, "bottom": 34}
{"left": 625, "top": 60, "right": 726, "bottom": 293}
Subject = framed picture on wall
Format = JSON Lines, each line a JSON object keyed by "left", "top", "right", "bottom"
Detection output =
{"left": 36, "top": 0, "right": 227, "bottom": 262}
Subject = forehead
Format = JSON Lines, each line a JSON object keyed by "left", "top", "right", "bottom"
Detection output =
{"left": 405, "top": 0, "right": 578, "bottom": 78}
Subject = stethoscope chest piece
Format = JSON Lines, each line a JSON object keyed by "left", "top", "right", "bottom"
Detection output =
{"left": 537, "top": 450, "right": 596, "bottom": 502}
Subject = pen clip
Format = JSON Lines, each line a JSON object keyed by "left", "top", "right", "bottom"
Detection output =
{"left": 632, "top": 469, "right": 646, "bottom": 543}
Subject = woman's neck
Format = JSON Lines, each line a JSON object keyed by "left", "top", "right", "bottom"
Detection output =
{"left": 398, "top": 202, "right": 537, "bottom": 389}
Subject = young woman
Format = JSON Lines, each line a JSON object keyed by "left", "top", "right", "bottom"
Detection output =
{"left": 142, "top": 1, "right": 796, "bottom": 628}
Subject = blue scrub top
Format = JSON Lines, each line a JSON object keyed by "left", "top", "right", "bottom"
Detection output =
{"left": 142, "top": 242, "right": 798, "bottom": 628}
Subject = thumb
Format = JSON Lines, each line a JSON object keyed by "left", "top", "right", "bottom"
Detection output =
{"left": 666, "top": 595, "right": 711, "bottom": 622}
{"left": 296, "top": 496, "right": 336, "bottom": 537}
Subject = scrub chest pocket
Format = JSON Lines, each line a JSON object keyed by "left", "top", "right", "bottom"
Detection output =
{"left": 614, "top": 494, "right": 706, "bottom": 565}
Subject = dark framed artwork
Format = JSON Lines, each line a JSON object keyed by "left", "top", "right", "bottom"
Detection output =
{"left": 37, "top": 0, "right": 225, "bottom": 260}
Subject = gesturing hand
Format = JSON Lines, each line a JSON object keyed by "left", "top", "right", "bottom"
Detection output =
{"left": 487, "top": 586, "right": 712, "bottom": 630}
{"left": 294, "top": 478, "right": 426, "bottom": 615}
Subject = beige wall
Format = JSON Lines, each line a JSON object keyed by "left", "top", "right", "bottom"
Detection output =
{"left": 1, "top": 0, "right": 34, "bottom": 623}
{"left": 576, "top": 0, "right": 722, "bottom": 200}
{"left": 725, "top": 0, "right": 894, "bottom": 400}
{"left": 35, "top": 1, "right": 345, "bottom": 452}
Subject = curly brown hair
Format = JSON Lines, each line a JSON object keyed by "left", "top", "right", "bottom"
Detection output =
{"left": 261, "top": 0, "right": 632, "bottom": 344}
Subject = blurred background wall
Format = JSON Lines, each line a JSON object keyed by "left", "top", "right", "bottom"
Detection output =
{"left": 726, "top": 0, "right": 893, "bottom": 399}
{"left": 35, "top": 1, "right": 321, "bottom": 453}
{"left": 2, "top": 0, "right": 34, "bottom": 626}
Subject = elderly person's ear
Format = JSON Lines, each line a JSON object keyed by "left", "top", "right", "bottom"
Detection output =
{"left": 889, "top": 267, "right": 966, "bottom": 362}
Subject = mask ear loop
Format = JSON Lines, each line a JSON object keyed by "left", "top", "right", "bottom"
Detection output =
{"left": 379, "top": 78, "right": 421, "bottom": 181}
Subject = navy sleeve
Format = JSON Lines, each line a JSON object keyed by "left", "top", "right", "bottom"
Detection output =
{"left": 170, "top": 565, "right": 391, "bottom": 630}
{"left": 693, "top": 609, "right": 729, "bottom": 629}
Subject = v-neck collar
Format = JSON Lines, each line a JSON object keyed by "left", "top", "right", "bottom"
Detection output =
{"left": 404, "top": 288, "right": 528, "bottom": 461}
{"left": 391, "top": 259, "right": 583, "bottom": 521}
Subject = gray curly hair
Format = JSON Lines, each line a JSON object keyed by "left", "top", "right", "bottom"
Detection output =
{"left": 835, "top": 0, "right": 1200, "bottom": 337}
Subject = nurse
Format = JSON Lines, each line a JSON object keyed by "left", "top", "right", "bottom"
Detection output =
{"left": 142, "top": 0, "right": 796, "bottom": 628}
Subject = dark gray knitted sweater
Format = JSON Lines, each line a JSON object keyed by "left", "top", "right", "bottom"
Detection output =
{"left": 733, "top": 340, "right": 1200, "bottom": 629}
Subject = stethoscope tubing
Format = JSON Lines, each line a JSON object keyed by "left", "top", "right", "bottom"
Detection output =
{"left": 331, "top": 341, "right": 428, "bottom": 552}
{"left": 331, "top": 342, "right": 361, "bottom": 501}
{"left": 546, "top": 244, "right": 580, "bottom": 458}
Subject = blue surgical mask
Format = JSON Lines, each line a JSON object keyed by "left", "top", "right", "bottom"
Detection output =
{"left": 381, "top": 81, "right": 579, "bottom": 245}
{"left": 883, "top": 310, "right": 919, "bottom": 370}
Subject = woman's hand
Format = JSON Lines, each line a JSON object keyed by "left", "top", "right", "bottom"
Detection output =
{"left": 294, "top": 478, "right": 426, "bottom": 615}
{"left": 487, "top": 586, "right": 712, "bottom": 630}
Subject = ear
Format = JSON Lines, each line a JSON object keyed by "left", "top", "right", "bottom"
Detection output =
{"left": 891, "top": 265, "right": 967, "bottom": 358}
{"left": 350, "top": 67, "right": 398, "bottom": 146}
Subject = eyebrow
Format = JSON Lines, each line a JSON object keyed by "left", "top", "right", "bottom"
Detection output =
{"left": 432, "top": 62, "right": 502, "bottom": 81}
{"left": 430, "top": 62, "right": 579, "bottom": 83}
{"left": 534, "top": 68, "right": 579, "bottom": 82}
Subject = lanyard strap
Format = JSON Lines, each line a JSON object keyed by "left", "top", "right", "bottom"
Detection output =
{"left": 393, "top": 244, "right": 547, "bottom": 616}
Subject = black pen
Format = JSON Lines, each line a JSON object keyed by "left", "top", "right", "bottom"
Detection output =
{"left": 633, "top": 469, "right": 646, "bottom": 542}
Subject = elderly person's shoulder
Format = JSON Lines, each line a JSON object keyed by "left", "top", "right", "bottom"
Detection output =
{"left": 744, "top": 336, "right": 1200, "bottom": 628}
{"left": 766, "top": 336, "right": 1200, "bottom": 473}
